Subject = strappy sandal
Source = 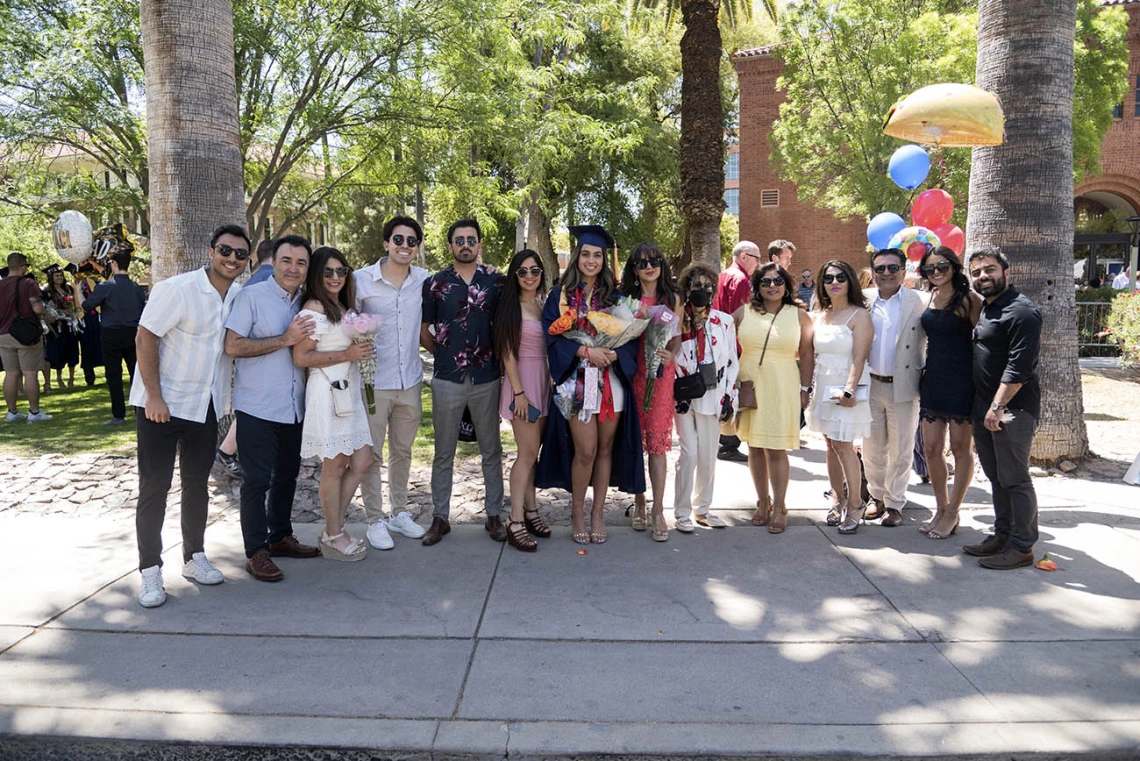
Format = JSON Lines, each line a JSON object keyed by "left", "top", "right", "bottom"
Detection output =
{"left": 506, "top": 520, "right": 538, "bottom": 552}
{"left": 590, "top": 531, "right": 607, "bottom": 544}
{"left": 651, "top": 513, "right": 668, "bottom": 542}
{"left": 927, "top": 514, "right": 960, "bottom": 540}
{"left": 524, "top": 509, "right": 552, "bottom": 538}
{"left": 319, "top": 531, "right": 366, "bottom": 562}
{"left": 631, "top": 496, "right": 648, "bottom": 531}
{"left": 768, "top": 504, "right": 788, "bottom": 534}
{"left": 751, "top": 497, "right": 771, "bottom": 527}
{"left": 572, "top": 532, "right": 591, "bottom": 545}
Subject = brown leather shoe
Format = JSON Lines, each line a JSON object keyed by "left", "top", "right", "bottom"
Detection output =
{"left": 978, "top": 546, "right": 1034, "bottom": 570}
{"left": 246, "top": 548, "right": 284, "bottom": 582}
{"left": 268, "top": 535, "right": 320, "bottom": 558}
{"left": 963, "top": 534, "right": 1008, "bottom": 557}
{"left": 880, "top": 507, "right": 903, "bottom": 527}
{"left": 485, "top": 515, "right": 507, "bottom": 541}
{"left": 422, "top": 517, "right": 451, "bottom": 546}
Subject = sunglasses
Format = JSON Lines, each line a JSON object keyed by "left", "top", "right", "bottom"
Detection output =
{"left": 633, "top": 257, "right": 665, "bottom": 270}
{"left": 390, "top": 234, "right": 419, "bottom": 248}
{"left": 689, "top": 284, "right": 714, "bottom": 292}
{"left": 802, "top": 273, "right": 812, "bottom": 279}
{"left": 743, "top": 252, "right": 762, "bottom": 261}
{"left": 822, "top": 272, "right": 849, "bottom": 284}
{"left": 757, "top": 277, "right": 784, "bottom": 288}
{"left": 516, "top": 266, "right": 543, "bottom": 278}
{"left": 324, "top": 266, "right": 350, "bottom": 278}
{"left": 452, "top": 235, "right": 479, "bottom": 246}
{"left": 873, "top": 263, "right": 902, "bottom": 274}
{"left": 214, "top": 243, "right": 250, "bottom": 261}
{"left": 920, "top": 261, "right": 953, "bottom": 276}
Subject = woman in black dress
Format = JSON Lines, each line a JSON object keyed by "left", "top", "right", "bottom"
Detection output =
{"left": 917, "top": 247, "right": 982, "bottom": 540}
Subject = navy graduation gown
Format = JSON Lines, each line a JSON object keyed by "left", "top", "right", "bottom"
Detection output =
{"left": 534, "top": 286, "right": 646, "bottom": 495}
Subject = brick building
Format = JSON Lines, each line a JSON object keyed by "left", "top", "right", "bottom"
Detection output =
{"left": 731, "top": 0, "right": 1140, "bottom": 280}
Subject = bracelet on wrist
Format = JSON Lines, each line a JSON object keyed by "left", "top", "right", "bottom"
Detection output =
{"left": 514, "top": 391, "right": 524, "bottom": 396}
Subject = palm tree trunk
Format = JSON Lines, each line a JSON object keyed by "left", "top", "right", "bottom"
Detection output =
{"left": 141, "top": 0, "right": 246, "bottom": 282}
{"left": 966, "top": 0, "right": 1088, "bottom": 463}
{"left": 680, "top": 0, "right": 725, "bottom": 268}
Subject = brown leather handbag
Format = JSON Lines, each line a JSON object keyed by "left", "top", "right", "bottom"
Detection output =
{"left": 737, "top": 308, "right": 780, "bottom": 410}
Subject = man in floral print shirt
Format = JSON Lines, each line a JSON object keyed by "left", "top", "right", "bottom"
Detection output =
{"left": 419, "top": 219, "right": 507, "bottom": 546}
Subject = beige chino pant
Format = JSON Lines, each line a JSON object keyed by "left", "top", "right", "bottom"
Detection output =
{"left": 863, "top": 377, "right": 920, "bottom": 511}
{"left": 360, "top": 383, "right": 423, "bottom": 524}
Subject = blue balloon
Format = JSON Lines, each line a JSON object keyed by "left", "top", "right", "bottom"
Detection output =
{"left": 867, "top": 212, "right": 907, "bottom": 250}
{"left": 888, "top": 145, "right": 931, "bottom": 190}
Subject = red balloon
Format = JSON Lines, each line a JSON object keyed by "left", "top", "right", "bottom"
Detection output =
{"left": 906, "top": 242, "right": 926, "bottom": 262}
{"left": 932, "top": 223, "right": 965, "bottom": 255}
{"left": 911, "top": 189, "right": 954, "bottom": 229}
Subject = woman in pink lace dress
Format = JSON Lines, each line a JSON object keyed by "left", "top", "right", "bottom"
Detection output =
{"left": 619, "top": 242, "right": 681, "bottom": 542}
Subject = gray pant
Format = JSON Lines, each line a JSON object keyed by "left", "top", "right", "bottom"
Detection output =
{"left": 973, "top": 409, "right": 1039, "bottom": 552}
{"left": 430, "top": 377, "right": 503, "bottom": 519}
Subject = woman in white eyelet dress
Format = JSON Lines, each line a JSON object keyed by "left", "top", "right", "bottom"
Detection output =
{"left": 293, "top": 247, "right": 375, "bottom": 561}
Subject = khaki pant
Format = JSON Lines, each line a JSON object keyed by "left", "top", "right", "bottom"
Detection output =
{"left": 863, "top": 378, "right": 920, "bottom": 510}
{"left": 674, "top": 410, "right": 720, "bottom": 519}
{"left": 359, "top": 383, "right": 423, "bottom": 523}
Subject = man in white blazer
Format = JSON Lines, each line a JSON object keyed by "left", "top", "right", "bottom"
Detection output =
{"left": 862, "top": 248, "right": 929, "bottom": 527}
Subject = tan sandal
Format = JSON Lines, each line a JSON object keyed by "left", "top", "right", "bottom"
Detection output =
{"left": 319, "top": 531, "right": 366, "bottom": 562}
{"left": 768, "top": 504, "right": 788, "bottom": 534}
{"left": 751, "top": 496, "right": 771, "bottom": 527}
{"left": 631, "top": 496, "right": 648, "bottom": 531}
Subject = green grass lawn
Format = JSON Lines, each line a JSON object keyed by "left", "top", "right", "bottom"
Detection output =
{"left": 1, "top": 369, "right": 514, "bottom": 463}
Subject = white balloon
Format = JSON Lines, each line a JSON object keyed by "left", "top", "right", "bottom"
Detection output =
{"left": 52, "top": 210, "right": 94, "bottom": 264}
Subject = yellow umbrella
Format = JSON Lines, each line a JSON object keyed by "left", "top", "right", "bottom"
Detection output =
{"left": 883, "top": 83, "right": 1005, "bottom": 147}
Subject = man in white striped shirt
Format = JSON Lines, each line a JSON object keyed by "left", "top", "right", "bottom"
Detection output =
{"left": 130, "top": 224, "right": 249, "bottom": 608}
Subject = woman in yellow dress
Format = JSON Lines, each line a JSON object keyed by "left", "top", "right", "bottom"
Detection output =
{"left": 732, "top": 262, "right": 814, "bottom": 533}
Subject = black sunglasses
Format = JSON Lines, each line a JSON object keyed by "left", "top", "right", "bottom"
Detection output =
{"left": 757, "top": 277, "right": 784, "bottom": 288}
{"left": 390, "top": 234, "right": 419, "bottom": 248}
{"left": 822, "top": 272, "right": 849, "bottom": 284}
{"left": 689, "top": 283, "right": 714, "bottom": 292}
{"left": 324, "top": 266, "right": 350, "bottom": 278}
{"left": 633, "top": 257, "right": 665, "bottom": 270}
{"left": 452, "top": 235, "right": 479, "bottom": 246}
{"left": 920, "top": 261, "right": 953, "bottom": 276}
{"left": 801, "top": 273, "right": 812, "bottom": 279}
{"left": 214, "top": 243, "right": 250, "bottom": 261}
{"left": 516, "top": 266, "right": 543, "bottom": 278}
{"left": 873, "top": 263, "right": 902, "bottom": 274}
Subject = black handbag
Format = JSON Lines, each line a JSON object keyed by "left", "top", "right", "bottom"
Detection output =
{"left": 7, "top": 278, "right": 41, "bottom": 346}
{"left": 674, "top": 372, "right": 706, "bottom": 402}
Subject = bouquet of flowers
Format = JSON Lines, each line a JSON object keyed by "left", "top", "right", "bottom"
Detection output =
{"left": 641, "top": 304, "right": 680, "bottom": 412}
{"left": 341, "top": 310, "right": 382, "bottom": 413}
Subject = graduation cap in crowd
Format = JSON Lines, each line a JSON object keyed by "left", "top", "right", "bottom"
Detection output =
{"left": 568, "top": 225, "right": 617, "bottom": 252}
{"left": 64, "top": 263, "right": 78, "bottom": 275}
{"left": 42, "top": 264, "right": 62, "bottom": 276}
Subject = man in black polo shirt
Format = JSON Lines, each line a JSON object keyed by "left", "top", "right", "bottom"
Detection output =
{"left": 965, "top": 247, "right": 1042, "bottom": 570}
{"left": 82, "top": 251, "right": 147, "bottom": 425}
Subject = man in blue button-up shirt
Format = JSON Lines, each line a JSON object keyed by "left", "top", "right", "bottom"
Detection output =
{"left": 225, "top": 234, "right": 319, "bottom": 582}
{"left": 419, "top": 219, "right": 506, "bottom": 546}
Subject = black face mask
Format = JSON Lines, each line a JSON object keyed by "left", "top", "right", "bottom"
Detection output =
{"left": 688, "top": 289, "right": 713, "bottom": 308}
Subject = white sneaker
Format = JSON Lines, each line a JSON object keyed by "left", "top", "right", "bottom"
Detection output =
{"left": 6, "top": 411, "right": 26, "bottom": 422}
{"left": 26, "top": 410, "right": 52, "bottom": 422}
{"left": 675, "top": 517, "right": 696, "bottom": 533}
{"left": 696, "top": 512, "right": 727, "bottom": 528}
{"left": 182, "top": 552, "right": 224, "bottom": 585}
{"left": 387, "top": 511, "right": 426, "bottom": 539}
{"left": 138, "top": 566, "right": 166, "bottom": 608}
{"left": 367, "top": 520, "right": 395, "bottom": 550}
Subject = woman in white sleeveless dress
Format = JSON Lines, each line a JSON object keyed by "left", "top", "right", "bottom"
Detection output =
{"left": 806, "top": 260, "right": 873, "bottom": 534}
{"left": 293, "top": 247, "right": 375, "bottom": 560}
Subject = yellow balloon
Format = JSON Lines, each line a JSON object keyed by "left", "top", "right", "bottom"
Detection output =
{"left": 883, "top": 83, "right": 1005, "bottom": 147}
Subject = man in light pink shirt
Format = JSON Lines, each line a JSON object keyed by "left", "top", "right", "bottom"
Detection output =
{"left": 714, "top": 241, "right": 762, "bottom": 462}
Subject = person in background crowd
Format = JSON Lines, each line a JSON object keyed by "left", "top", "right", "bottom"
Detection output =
{"left": 1112, "top": 267, "right": 1133, "bottom": 290}
{"left": 246, "top": 239, "right": 277, "bottom": 285}
{"left": 225, "top": 234, "right": 320, "bottom": 582}
{"left": 861, "top": 248, "right": 929, "bottom": 528}
{"left": 536, "top": 225, "right": 644, "bottom": 544}
{"left": 734, "top": 262, "right": 814, "bottom": 534}
{"left": 419, "top": 219, "right": 507, "bottom": 546}
{"left": 807, "top": 260, "right": 873, "bottom": 534}
{"left": 965, "top": 247, "right": 1043, "bottom": 570}
{"left": 672, "top": 263, "right": 738, "bottom": 533}
{"left": 293, "top": 247, "right": 375, "bottom": 561}
{"left": 131, "top": 224, "right": 246, "bottom": 608}
{"left": 70, "top": 263, "right": 102, "bottom": 387}
{"left": 767, "top": 239, "right": 796, "bottom": 271}
{"left": 714, "top": 240, "right": 762, "bottom": 463}
{"left": 355, "top": 216, "right": 430, "bottom": 549}
{"left": 797, "top": 268, "right": 815, "bottom": 309}
{"left": 620, "top": 241, "right": 680, "bottom": 542}
{"left": 0, "top": 252, "right": 49, "bottom": 422}
{"left": 81, "top": 250, "right": 147, "bottom": 425}
{"left": 917, "top": 246, "right": 981, "bottom": 540}
{"left": 494, "top": 249, "right": 553, "bottom": 552}
{"left": 41, "top": 264, "right": 80, "bottom": 390}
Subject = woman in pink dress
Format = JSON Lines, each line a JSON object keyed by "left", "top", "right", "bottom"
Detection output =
{"left": 493, "top": 250, "right": 553, "bottom": 552}
{"left": 619, "top": 242, "right": 680, "bottom": 542}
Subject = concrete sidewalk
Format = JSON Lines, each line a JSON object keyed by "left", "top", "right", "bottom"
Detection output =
{"left": 1, "top": 437, "right": 1138, "bottom": 759}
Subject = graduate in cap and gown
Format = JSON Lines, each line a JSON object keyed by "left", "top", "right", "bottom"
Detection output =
{"left": 535, "top": 225, "right": 646, "bottom": 544}
{"left": 41, "top": 263, "right": 81, "bottom": 389}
